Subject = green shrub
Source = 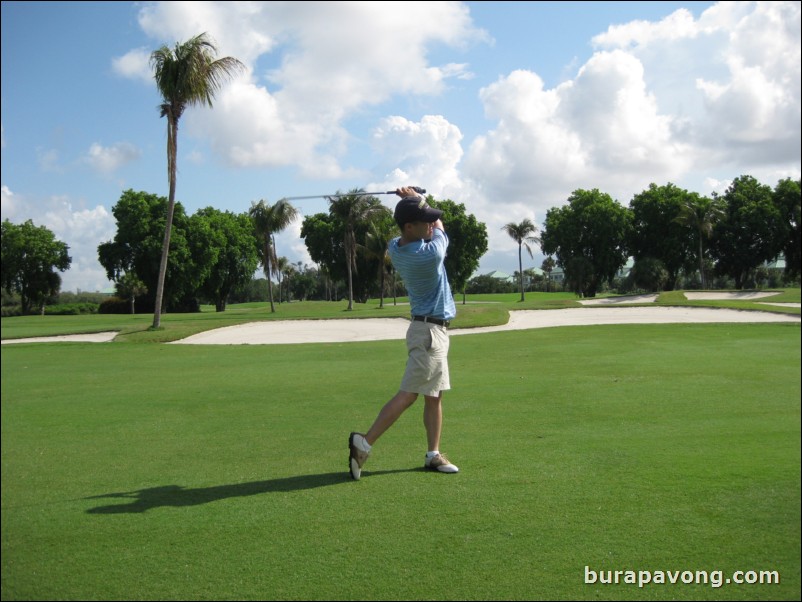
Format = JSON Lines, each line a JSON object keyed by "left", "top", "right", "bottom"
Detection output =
{"left": 43, "top": 303, "right": 98, "bottom": 315}
{"left": 98, "top": 296, "right": 130, "bottom": 314}
{"left": 0, "top": 305, "right": 22, "bottom": 317}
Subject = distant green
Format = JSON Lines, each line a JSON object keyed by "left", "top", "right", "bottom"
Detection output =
{"left": 1, "top": 289, "right": 799, "bottom": 343}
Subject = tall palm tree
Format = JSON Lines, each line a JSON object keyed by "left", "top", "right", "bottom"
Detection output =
{"left": 249, "top": 199, "right": 299, "bottom": 313}
{"left": 327, "top": 190, "right": 390, "bottom": 310}
{"left": 674, "top": 195, "right": 724, "bottom": 289}
{"left": 502, "top": 219, "right": 540, "bottom": 301}
{"left": 149, "top": 32, "right": 244, "bottom": 329}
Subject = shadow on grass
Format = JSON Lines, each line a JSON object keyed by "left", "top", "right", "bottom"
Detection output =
{"left": 84, "top": 469, "right": 420, "bottom": 514}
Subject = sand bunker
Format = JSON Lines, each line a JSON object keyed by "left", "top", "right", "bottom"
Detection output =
{"left": 170, "top": 306, "right": 798, "bottom": 345}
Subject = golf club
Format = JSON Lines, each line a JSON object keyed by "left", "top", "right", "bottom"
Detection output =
{"left": 279, "top": 186, "right": 426, "bottom": 202}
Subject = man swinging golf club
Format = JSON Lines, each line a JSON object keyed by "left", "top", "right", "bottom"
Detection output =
{"left": 349, "top": 186, "right": 459, "bottom": 479}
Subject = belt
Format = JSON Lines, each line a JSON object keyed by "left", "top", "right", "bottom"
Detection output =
{"left": 412, "top": 315, "right": 450, "bottom": 328}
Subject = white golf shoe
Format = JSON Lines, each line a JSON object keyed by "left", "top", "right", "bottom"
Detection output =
{"left": 424, "top": 453, "right": 459, "bottom": 473}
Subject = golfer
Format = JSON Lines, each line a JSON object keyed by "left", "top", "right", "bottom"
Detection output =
{"left": 349, "top": 186, "right": 459, "bottom": 480}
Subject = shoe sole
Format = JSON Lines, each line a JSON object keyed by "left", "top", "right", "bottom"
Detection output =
{"left": 425, "top": 467, "right": 459, "bottom": 473}
{"left": 350, "top": 458, "right": 361, "bottom": 480}
{"left": 424, "top": 462, "right": 459, "bottom": 473}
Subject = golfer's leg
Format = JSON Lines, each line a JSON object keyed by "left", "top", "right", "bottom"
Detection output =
{"left": 423, "top": 393, "right": 443, "bottom": 452}
{"left": 365, "top": 390, "right": 418, "bottom": 445}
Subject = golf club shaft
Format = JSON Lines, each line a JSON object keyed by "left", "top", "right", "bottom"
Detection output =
{"left": 280, "top": 187, "right": 425, "bottom": 202}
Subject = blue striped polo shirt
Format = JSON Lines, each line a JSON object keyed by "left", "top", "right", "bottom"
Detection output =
{"left": 388, "top": 227, "right": 456, "bottom": 321}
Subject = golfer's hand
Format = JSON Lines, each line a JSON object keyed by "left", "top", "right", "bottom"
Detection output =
{"left": 396, "top": 186, "right": 422, "bottom": 198}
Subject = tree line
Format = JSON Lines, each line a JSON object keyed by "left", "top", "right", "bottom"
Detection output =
{"left": 89, "top": 188, "right": 488, "bottom": 314}
{"left": 3, "top": 173, "right": 797, "bottom": 315}
{"left": 498, "top": 175, "right": 799, "bottom": 300}
{"left": 538, "top": 176, "right": 799, "bottom": 298}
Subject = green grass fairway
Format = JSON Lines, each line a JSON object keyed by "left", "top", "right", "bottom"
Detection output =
{"left": 2, "top": 322, "right": 800, "bottom": 600}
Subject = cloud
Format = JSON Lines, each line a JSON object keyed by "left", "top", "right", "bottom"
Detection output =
{"left": 591, "top": 7, "right": 701, "bottom": 48}
{"left": 1, "top": 186, "right": 116, "bottom": 292}
{"left": 592, "top": 2, "right": 801, "bottom": 170}
{"left": 83, "top": 142, "right": 142, "bottom": 174}
{"left": 694, "top": 3, "right": 801, "bottom": 163}
{"left": 136, "top": 1, "right": 277, "bottom": 65}
{"left": 464, "top": 2, "right": 800, "bottom": 220}
{"left": 1, "top": 184, "right": 19, "bottom": 217}
{"left": 43, "top": 203, "right": 117, "bottom": 292}
{"left": 461, "top": 51, "right": 694, "bottom": 234}
{"left": 129, "top": 1, "right": 488, "bottom": 177}
{"left": 111, "top": 47, "right": 153, "bottom": 84}
{"left": 458, "top": 2, "right": 800, "bottom": 274}
{"left": 117, "top": 1, "right": 799, "bottom": 207}
{"left": 37, "top": 1, "right": 800, "bottom": 286}
{"left": 370, "top": 115, "right": 464, "bottom": 194}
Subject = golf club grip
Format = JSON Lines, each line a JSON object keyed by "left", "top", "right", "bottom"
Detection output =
{"left": 387, "top": 187, "right": 426, "bottom": 194}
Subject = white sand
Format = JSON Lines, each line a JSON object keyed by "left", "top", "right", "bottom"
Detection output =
{"left": 683, "top": 291, "right": 779, "bottom": 300}
{"left": 578, "top": 294, "right": 658, "bottom": 305}
{"left": 170, "top": 306, "right": 798, "bottom": 345}
{"left": 1, "top": 331, "right": 119, "bottom": 345}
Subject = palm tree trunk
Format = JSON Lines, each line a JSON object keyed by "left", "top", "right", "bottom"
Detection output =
{"left": 152, "top": 117, "right": 178, "bottom": 329}
{"left": 346, "top": 229, "right": 355, "bottom": 311}
{"left": 346, "top": 259, "right": 354, "bottom": 310}
{"left": 698, "top": 235, "right": 705, "bottom": 289}
{"left": 265, "top": 246, "right": 275, "bottom": 313}
{"left": 152, "top": 197, "right": 174, "bottom": 327}
{"left": 379, "top": 267, "right": 385, "bottom": 309}
{"left": 518, "top": 244, "right": 525, "bottom": 302}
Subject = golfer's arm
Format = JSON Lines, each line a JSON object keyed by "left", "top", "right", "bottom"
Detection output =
{"left": 433, "top": 218, "right": 445, "bottom": 231}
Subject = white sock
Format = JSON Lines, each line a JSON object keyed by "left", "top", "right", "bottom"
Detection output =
{"left": 426, "top": 451, "right": 440, "bottom": 458}
{"left": 356, "top": 435, "right": 372, "bottom": 452}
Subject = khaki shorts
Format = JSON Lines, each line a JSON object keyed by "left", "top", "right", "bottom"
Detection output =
{"left": 399, "top": 320, "right": 450, "bottom": 397}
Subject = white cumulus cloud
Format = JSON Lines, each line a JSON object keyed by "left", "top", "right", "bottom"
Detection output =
{"left": 84, "top": 142, "right": 141, "bottom": 174}
{"left": 111, "top": 47, "right": 153, "bottom": 84}
{"left": 1, "top": 186, "right": 116, "bottom": 292}
{"left": 127, "top": 1, "right": 487, "bottom": 177}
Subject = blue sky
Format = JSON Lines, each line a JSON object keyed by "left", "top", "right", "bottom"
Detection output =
{"left": 2, "top": 1, "right": 800, "bottom": 293}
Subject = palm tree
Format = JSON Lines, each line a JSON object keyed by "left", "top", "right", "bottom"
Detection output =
{"left": 361, "top": 219, "right": 396, "bottom": 309}
{"left": 116, "top": 272, "right": 147, "bottom": 315}
{"left": 275, "top": 256, "right": 289, "bottom": 303}
{"left": 249, "top": 200, "right": 299, "bottom": 312}
{"left": 149, "top": 32, "right": 244, "bottom": 329}
{"left": 327, "top": 190, "right": 390, "bottom": 310}
{"left": 279, "top": 259, "right": 297, "bottom": 303}
{"left": 502, "top": 219, "right": 540, "bottom": 301}
{"left": 674, "top": 195, "right": 724, "bottom": 288}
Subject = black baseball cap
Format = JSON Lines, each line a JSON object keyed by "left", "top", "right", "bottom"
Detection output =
{"left": 394, "top": 196, "right": 443, "bottom": 226}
